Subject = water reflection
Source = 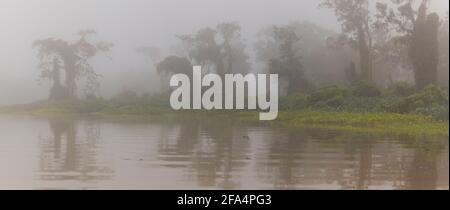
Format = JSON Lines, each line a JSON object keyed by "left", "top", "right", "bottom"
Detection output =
{"left": 38, "top": 118, "right": 113, "bottom": 183}
{"left": 151, "top": 117, "right": 448, "bottom": 190}
{"left": 403, "top": 135, "right": 443, "bottom": 190}
{"left": 155, "top": 118, "right": 251, "bottom": 189}
{"left": 0, "top": 115, "right": 447, "bottom": 189}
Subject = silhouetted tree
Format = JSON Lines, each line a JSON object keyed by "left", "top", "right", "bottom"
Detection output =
{"left": 216, "top": 22, "right": 251, "bottom": 74}
{"left": 374, "top": 0, "right": 441, "bottom": 89}
{"left": 345, "top": 61, "right": 359, "bottom": 84}
{"left": 33, "top": 30, "right": 113, "bottom": 99}
{"left": 272, "top": 26, "right": 307, "bottom": 94}
{"left": 320, "top": 0, "right": 374, "bottom": 82}
{"left": 291, "top": 21, "right": 352, "bottom": 86}
{"left": 156, "top": 56, "right": 192, "bottom": 76}
{"left": 177, "top": 27, "right": 224, "bottom": 75}
{"left": 411, "top": 5, "right": 440, "bottom": 89}
{"left": 256, "top": 25, "right": 307, "bottom": 95}
{"left": 48, "top": 58, "right": 67, "bottom": 100}
{"left": 176, "top": 22, "right": 250, "bottom": 76}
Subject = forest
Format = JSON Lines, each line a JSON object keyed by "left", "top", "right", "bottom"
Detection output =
{"left": 1, "top": 0, "right": 449, "bottom": 135}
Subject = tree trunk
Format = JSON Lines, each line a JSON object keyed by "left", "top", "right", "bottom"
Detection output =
{"left": 225, "top": 42, "right": 233, "bottom": 74}
{"left": 49, "top": 59, "right": 68, "bottom": 100}
{"left": 410, "top": 3, "right": 439, "bottom": 89}
{"left": 357, "top": 25, "right": 372, "bottom": 82}
{"left": 64, "top": 62, "right": 78, "bottom": 100}
{"left": 422, "top": 13, "right": 439, "bottom": 88}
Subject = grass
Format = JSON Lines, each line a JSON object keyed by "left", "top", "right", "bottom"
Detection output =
{"left": 2, "top": 104, "right": 447, "bottom": 136}
{"left": 1, "top": 84, "right": 448, "bottom": 137}
{"left": 272, "top": 111, "right": 448, "bottom": 136}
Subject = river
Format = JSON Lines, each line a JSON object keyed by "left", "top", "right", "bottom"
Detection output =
{"left": 0, "top": 115, "right": 448, "bottom": 190}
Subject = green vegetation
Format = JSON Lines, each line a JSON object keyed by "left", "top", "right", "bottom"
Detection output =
{"left": 1, "top": 82, "right": 448, "bottom": 136}
{"left": 275, "top": 83, "right": 448, "bottom": 135}
{"left": 387, "top": 82, "right": 417, "bottom": 97}
{"left": 351, "top": 81, "right": 382, "bottom": 97}
{"left": 385, "top": 85, "right": 449, "bottom": 121}
{"left": 280, "top": 83, "right": 448, "bottom": 120}
{"left": 274, "top": 111, "right": 447, "bottom": 136}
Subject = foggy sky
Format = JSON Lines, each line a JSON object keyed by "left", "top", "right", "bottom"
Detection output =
{"left": 0, "top": 0, "right": 448, "bottom": 105}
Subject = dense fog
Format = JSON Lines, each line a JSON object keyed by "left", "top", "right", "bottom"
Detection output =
{"left": 0, "top": 0, "right": 448, "bottom": 105}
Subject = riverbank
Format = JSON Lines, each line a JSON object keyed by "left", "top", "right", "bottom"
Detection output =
{"left": 274, "top": 111, "right": 448, "bottom": 136}
{"left": 1, "top": 83, "right": 448, "bottom": 136}
{"left": 1, "top": 104, "right": 447, "bottom": 136}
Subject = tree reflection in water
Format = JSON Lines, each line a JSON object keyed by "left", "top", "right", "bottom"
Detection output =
{"left": 156, "top": 117, "right": 251, "bottom": 189}
{"left": 32, "top": 117, "right": 448, "bottom": 189}
{"left": 38, "top": 118, "right": 113, "bottom": 182}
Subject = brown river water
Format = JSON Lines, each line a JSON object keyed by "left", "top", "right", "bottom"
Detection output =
{"left": 0, "top": 115, "right": 448, "bottom": 190}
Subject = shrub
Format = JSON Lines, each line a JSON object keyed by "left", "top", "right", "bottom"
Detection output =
{"left": 280, "top": 94, "right": 308, "bottom": 110}
{"left": 336, "top": 96, "right": 395, "bottom": 113}
{"left": 387, "top": 82, "right": 417, "bottom": 97}
{"left": 307, "top": 86, "right": 349, "bottom": 108}
{"left": 111, "top": 90, "right": 140, "bottom": 106}
{"left": 351, "top": 81, "right": 382, "bottom": 97}
{"left": 77, "top": 97, "right": 109, "bottom": 113}
{"left": 141, "top": 93, "right": 171, "bottom": 109}
{"left": 386, "top": 85, "right": 449, "bottom": 115}
{"left": 415, "top": 105, "right": 449, "bottom": 121}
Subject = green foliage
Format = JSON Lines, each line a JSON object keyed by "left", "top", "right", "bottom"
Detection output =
{"left": 278, "top": 83, "right": 448, "bottom": 121}
{"left": 140, "top": 93, "right": 171, "bottom": 109}
{"left": 415, "top": 105, "right": 449, "bottom": 121}
{"left": 351, "top": 81, "right": 382, "bottom": 97}
{"left": 279, "top": 85, "right": 395, "bottom": 113}
{"left": 105, "top": 91, "right": 171, "bottom": 114}
{"left": 77, "top": 97, "right": 109, "bottom": 113}
{"left": 276, "top": 111, "right": 448, "bottom": 136}
{"left": 307, "top": 86, "right": 349, "bottom": 108}
{"left": 386, "top": 85, "right": 449, "bottom": 116}
{"left": 333, "top": 96, "right": 395, "bottom": 113}
{"left": 279, "top": 94, "right": 308, "bottom": 110}
{"left": 387, "top": 81, "right": 417, "bottom": 97}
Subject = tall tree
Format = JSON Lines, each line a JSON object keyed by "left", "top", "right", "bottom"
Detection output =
{"left": 255, "top": 25, "right": 307, "bottom": 95}
{"left": 33, "top": 30, "right": 113, "bottom": 99}
{"left": 176, "top": 22, "right": 250, "bottom": 76}
{"left": 410, "top": 4, "right": 440, "bottom": 89}
{"left": 178, "top": 27, "right": 224, "bottom": 75}
{"left": 320, "top": 0, "right": 374, "bottom": 82}
{"left": 438, "top": 13, "right": 449, "bottom": 87}
{"left": 216, "top": 22, "right": 250, "bottom": 74}
{"left": 375, "top": 0, "right": 441, "bottom": 89}
{"left": 272, "top": 26, "right": 307, "bottom": 94}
